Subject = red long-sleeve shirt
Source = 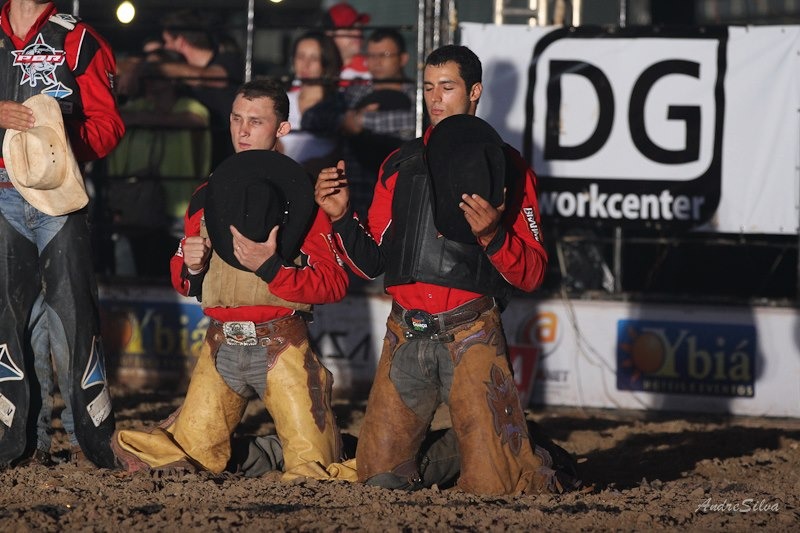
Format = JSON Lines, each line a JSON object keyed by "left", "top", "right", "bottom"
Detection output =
{"left": 332, "top": 125, "right": 547, "bottom": 314}
{"left": 171, "top": 181, "right": 349, "bottom": 323}
{"left": 0, "top": 2, "right": 124, "bottom": 166}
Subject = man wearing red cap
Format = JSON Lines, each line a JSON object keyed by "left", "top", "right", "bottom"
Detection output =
{"left": 323, "top": 2, "right": 371, "bottom": 84}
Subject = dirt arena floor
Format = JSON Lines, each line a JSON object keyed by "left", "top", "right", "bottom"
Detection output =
{"left": 1, "top": 386, "right": 798, "bottom": 532}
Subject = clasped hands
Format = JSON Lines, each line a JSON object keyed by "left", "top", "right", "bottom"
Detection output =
{"left": 183, "top": 225, "right": 279, "bottom": 273}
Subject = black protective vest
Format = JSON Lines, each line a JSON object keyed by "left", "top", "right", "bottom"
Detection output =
{"left": 382, "top": 138, "right": 513, "bottom": 300}
{"left": 0, "top": 14, "right": 83, "bottom": 147}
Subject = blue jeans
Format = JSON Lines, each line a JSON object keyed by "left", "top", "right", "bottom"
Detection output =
{"left": 30, "top": 292, "right": 59, "bottom": 449}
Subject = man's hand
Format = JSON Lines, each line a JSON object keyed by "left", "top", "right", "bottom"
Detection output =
{"left": 341, "top": 103, "right": 379, "bottom": 135}
{"left": 231, "top": 224, "right": 278, "bottom": 272}
{"left": 183, "top": 236, "right": 211, "bottom": 272}
{"left": 115, "top": 56, "right": 144, "bottom": 99}
{"left": 315, "top": 160, "right": 350, "bottom": 222}
{"left": 0, "top": 100, "right": 35, "bottom": 131}
{"left": 460, "top": 193, "right": 505, "bottom": 248}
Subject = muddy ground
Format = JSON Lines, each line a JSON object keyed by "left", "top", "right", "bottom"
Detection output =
{"left": 1, "top": 386, "right": 798, "bottom": 532}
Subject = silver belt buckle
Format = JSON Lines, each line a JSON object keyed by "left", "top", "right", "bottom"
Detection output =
{"left": 222, "top": 321, "right": 258, "bottom": 346}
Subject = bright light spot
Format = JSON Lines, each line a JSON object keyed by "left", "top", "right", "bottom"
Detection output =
{"left": 116, "top": 1, "right": 135, "bottom": 24}
{"left": 270, "top": 0, "right": 283, "bottom": 4}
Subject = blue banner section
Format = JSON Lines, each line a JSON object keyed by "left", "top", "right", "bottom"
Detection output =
{"left": 616, "top": 319, "right": 756, "bottom": 398}
{"left": 100, "top": 298, "right": 208, "bottom": 384}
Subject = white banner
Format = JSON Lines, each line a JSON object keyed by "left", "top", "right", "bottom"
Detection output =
{"left": 461, "top": 23, "right": 800, "bottom": 235}
{"left": 100, "top": 287, "right": 800, "bottom": 417}
{"left": 501, "top": 297, "right": 800, "bottom": 418}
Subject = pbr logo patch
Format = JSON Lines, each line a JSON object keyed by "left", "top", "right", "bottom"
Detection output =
{"left": 12, "top": 33, "right": 67, "bottom": 88}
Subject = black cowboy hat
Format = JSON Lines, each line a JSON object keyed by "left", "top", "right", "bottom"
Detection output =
{"left": 425, "top": 114, "right": 511, "bottom": 244}
{"left": 204, "top": 150, "right": 315, "bottom": 271}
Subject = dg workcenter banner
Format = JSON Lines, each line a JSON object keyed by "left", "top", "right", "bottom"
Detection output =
{"left": 461, "top": 23, "right": 800, "bottom": 235}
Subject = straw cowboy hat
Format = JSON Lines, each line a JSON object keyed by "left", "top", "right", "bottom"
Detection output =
{"left": 2, "top": 94, "right": 87, "bottom": 216}
{"left": 425, "top": 114, "right": 513, "bottom": 244}
{"left": 204, "top": 150, "right": 316, "bottom": 271}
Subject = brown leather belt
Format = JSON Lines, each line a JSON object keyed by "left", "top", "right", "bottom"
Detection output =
{"left": 207, "top": 314, "right": 306, "bottom": 347}
{"left": 0, "top": 182, "right": 14, "bottom": 188}
{"left": 391, "top": 295, "right": 495, "bottom": 337}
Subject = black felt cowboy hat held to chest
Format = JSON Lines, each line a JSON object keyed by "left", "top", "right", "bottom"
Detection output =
{"left": 204, "top": 150, "right": 316, "bottom": 271}
{"left": 425, "top": 114, "right": 516, "bottom": 244}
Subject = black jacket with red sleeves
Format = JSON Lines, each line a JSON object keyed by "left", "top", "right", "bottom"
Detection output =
{"left": 331, "top": 124, "right": 548, "bottom": 314}
{"left": 0, "top": 2, "right": 124, "bottom": 166}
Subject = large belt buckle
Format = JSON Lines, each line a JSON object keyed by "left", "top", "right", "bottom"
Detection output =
{"left": 222, "top": 321, "right": 258, "bottom": 346}
{"left": 404, "top": 310, "right": 439, "bottom": 336}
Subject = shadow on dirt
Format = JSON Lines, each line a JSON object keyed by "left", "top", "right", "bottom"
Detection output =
{"left": 537, "top": 412, "right": 799, "bottom": 490}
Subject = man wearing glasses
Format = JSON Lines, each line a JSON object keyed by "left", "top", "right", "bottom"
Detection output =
{"left": 340, "top": 27, "right": 416, "bottom": 219}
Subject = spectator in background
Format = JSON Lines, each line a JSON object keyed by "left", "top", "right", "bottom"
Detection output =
{"left": 279, "top": 31, "right": 344, "bottom": 177}
{"left": 106, "top": 50, "right": 211, "bottom": 277}
{"left": 341, "top": 27, "right": 416, "bottom": 219}
{"left": 116, "top": 35, "right": 164, "bottom": 104}
{"left": 142, "top": 36, "right": 163, "bottom": 55}
{"left": 323, "top": 2, "right": 371, "bottom": 84}
{"left": 160, "top": 9, "right": 243, "bottom": 169}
